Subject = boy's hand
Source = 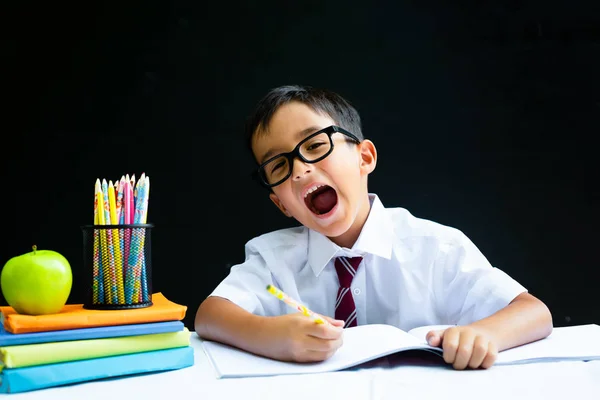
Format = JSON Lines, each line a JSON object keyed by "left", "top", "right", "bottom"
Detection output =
{"left": 426, "top": 326, "right": 498, "bottom": 370}
{"left": 268, "top": 313, "right": 345, "bottom": 363}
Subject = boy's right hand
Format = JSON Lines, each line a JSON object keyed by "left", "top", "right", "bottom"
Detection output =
{"left": 266, "top": 313, "right": 345, "bottom": 363}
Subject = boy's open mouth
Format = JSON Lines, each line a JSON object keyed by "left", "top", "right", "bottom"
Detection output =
{"left": 304, "top": 185, "right": 338, "bottom": 215}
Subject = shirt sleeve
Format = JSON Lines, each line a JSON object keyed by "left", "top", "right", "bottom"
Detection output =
{"left": 209, "top": 241, "right": 282, "bottom": 316}
{"left": 434, "top": 230, "right": 527, "bottom": 326}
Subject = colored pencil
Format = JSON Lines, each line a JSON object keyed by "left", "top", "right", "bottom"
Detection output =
{"left": 266, "top": 285, "right": 326, "bottom": 324}
{"left": 108, "top": 180, "right": 125, "bottom": 303}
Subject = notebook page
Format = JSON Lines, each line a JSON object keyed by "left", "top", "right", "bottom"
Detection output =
{"left": 202, "top": 324, "right": 433, "bottom": 378}
{"left": 497, "top": 324, "right": 600, "bottom": 365}
{"left": 407, "top": 325, "right": 455, "bottom": 344}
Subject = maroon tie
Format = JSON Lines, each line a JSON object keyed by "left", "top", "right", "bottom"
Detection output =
{"left": 334, "top": 256, "right": 362, "bottom": 327}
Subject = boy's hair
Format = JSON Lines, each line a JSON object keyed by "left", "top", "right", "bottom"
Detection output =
{"left": 245, "top": 85, "right": 364, "bottom": 161}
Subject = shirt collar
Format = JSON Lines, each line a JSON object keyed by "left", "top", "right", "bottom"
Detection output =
{"left": 308, "top": 193, "right": 394, "bottom": 277}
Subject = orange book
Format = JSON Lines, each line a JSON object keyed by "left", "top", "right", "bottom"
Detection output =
{"left": 0, "top": 293, "right": 187, "bottom": 334}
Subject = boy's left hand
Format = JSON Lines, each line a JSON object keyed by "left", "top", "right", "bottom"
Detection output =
{"left": 426, "top": 326, "right": 498, "bottom": 370}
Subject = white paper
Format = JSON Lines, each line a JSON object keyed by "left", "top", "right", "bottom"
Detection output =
{"left": 202, "top": 324, "right": 439, "bottom": 378}
{"left": 496, "top": 324, "right": 600, "bottom": 365}
{"left": 202, "top": 323, "right": 600, "bottom": 378}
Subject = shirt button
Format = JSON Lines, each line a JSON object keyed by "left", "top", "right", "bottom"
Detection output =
{"left": 353, "top": 288, "right": 361, "bottom": 295}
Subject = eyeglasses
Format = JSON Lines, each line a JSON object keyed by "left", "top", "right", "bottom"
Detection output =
{"left": 254, "top": 125, "right": 361, "bottom": 188}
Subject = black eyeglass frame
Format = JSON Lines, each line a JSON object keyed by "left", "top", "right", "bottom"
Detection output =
{"left": 253, "top": 125, "right": 361, "bottom": 188}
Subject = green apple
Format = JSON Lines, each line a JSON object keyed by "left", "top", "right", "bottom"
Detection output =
{"left": 1, "top": 245, "right": 72, "bottom": 315}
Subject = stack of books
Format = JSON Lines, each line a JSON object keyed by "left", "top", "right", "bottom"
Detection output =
{"left": 0, "top": 292, "right": 194, "bottom": 394}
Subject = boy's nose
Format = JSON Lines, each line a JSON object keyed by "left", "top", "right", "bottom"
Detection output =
{"left": 291, "top": 158, "right": 313, "bottom": 181}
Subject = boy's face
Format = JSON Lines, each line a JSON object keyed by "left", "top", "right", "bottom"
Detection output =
{"left": 252, "top": 101, "right": 377, "bottom": 242}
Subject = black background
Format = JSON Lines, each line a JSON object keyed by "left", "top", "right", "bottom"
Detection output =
{"left": 3, "top": 1, "right": 598, "bottom": 330}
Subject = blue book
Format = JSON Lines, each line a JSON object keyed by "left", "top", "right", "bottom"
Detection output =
{"left": 0, "top": 346, "right": 194, "bottom": 393}
{"left": 0, "top": 321, "right": 185, "bottom": 346}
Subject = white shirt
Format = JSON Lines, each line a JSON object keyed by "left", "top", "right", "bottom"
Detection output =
{"left": 210, "top": 194, "right": 527, "bottom": 331}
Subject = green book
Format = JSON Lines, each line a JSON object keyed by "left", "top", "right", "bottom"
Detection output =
{"left": 0, "top": 328, "right": 190, "bottom": 369}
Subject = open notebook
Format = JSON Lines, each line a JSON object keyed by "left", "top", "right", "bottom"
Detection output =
{"left": 201, "top": 323, "right": 600, "bottom": 378}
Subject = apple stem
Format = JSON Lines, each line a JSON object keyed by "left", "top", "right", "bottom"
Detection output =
{"left": 32, "top": 245, "right": 37, "bottom": 255}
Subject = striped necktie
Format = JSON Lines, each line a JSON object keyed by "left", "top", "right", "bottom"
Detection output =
{"left": 334, "top": 256, "right": 362, "bottom": 327}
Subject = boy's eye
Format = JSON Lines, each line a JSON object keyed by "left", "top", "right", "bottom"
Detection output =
{"left": 270, "top": 160, "right": 286, "bottom": 173}
{"left": 306, "top": 141, "right": 326, "bottom": 151}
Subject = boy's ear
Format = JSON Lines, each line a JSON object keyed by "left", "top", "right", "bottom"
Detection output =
{"left": 358, "top": 139, "right": 377, "bottom": 175}
{"left": 269, "top": 193, "right": 293, "bottom": 217}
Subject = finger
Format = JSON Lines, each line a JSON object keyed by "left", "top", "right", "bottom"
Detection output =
{"left": 468, "top": 336, "right": 489, "bottom": 369}
{"left": 322, "top": 315, "right": 345, "bottom": 327}
{"left": 306, "top": 321, "right": 344, "bottom": 340}
{"left": 441, "top": 327, "right": 460, "bottom": 364}
{"left": 480, "top": 341, "right": 498, "bottom": 369}
{"left": 426, "top": 329, "right": 446, "bottom": 347}
{"left": 303, "top": 335, "right": 343, "bottom": 353}
{"left": 452, "top": 330, "right": 476, "bottom": 370}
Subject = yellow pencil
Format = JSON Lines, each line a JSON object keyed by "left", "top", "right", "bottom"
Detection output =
{"left": 108, "top": 181, "right": 118, "bottom": 225}
{"left": 266, "top": 284, "right": 326, "bottom": 324}
{"left": 96, "top": 180, "right": 113, "bottom": 303}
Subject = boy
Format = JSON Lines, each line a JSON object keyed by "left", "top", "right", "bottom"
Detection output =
{"left": 195, "top": 85, "right": 553, "bottom": 370}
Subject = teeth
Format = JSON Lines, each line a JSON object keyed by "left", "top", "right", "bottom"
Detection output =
{"left": 304, "top": 184, "right": 324, "bottom": 198}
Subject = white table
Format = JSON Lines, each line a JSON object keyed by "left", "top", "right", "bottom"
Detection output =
{"left": 5, "top": 332, "right": 600, "bottom": 399}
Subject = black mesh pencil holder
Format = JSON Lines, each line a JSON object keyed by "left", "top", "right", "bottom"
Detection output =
{"left": 81, "top": 224, "right": 154, "bottom": 310}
